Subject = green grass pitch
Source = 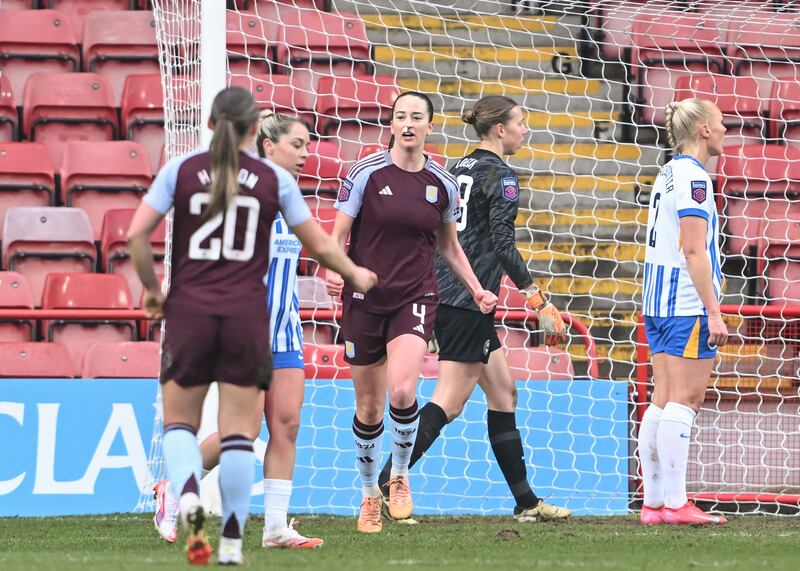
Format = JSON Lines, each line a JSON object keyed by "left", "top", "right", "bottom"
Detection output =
{"left": 1, "top": 514, "right": 798, "bottom": 570}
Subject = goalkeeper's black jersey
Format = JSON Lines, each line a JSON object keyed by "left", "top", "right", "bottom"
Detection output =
{"left": 436, "top": 148, "right": 532, "bottom": 311}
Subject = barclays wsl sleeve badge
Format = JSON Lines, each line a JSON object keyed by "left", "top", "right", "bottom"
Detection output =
{"left": 501, "top": 177, "right": 519, "bottom": 201}
{"left": 691, "top": 180, "right": 707, "bottom": 203}
{"left": 338, "top": 178, "right": 353, "bottom": 202}
{"left": 425, "top": 185, "right": 438, "bottom": 203}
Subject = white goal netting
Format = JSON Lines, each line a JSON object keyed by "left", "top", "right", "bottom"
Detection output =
{"left": 139, "top": 0, "right": 800, "bottom": 516}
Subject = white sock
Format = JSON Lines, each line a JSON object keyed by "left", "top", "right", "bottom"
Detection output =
{"left": 263, "top": 478, "right": 292, "bottom": 535}
{"left": 657, "top": 402, "right": 697, "bottom": 509}
{"left": 638, "top": 404, "right": 664, "bottom": 508}
{"left": 353, "top": 416, "right": 384, "bottom": 497}
{"left": 389, "top": 400, "right": 420, "bottom": 478}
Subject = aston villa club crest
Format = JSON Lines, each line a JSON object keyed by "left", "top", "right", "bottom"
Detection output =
{"left": 691, "top": 180, "right": 707, "bottom": 203}
{"left": 345, "top": 341, "right": 355, "bottom": 358}
{"left": 425, "top": 185, "right": 438, "bottom": 203}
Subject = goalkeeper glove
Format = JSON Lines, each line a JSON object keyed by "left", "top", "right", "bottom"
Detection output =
{"left": 522, "top": 286, "right": 566, "bottom": 346}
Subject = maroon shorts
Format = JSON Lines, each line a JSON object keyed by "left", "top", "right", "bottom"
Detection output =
{"left": 341, "top": 297, "right": 437, "bottom": 366}
{"left": 160, "top": 311, "right": 272, "bottom": 389}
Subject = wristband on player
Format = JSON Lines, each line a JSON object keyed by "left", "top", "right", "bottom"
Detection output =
{"left": 521, "top": 285, "right": 548, "bottom": 311}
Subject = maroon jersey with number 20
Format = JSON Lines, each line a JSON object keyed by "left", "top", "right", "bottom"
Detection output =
{"left": 335, "top": 150, "right": 461, "bottom": 313}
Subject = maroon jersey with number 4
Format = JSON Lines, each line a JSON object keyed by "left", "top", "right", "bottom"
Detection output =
{"left": 334, "top": 150, "right": 461, "bottom": 313}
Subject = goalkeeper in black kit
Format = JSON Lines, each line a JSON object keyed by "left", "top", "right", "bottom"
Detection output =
{"left": 378, "top": 95, "right": 571, "bottom": 522}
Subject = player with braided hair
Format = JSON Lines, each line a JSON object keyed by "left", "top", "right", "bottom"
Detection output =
{"left": 638, "top": 98, "right": 728, "bottom": 526}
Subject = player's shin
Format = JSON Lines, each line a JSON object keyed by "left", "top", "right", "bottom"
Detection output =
{"left": 218, "top": 435, "right": 255, "bottom": 564}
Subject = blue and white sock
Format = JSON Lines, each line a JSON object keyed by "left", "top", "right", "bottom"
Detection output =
{"left": 219, "top": 434, "right": 255, "bottom": 539}
{"left": 657, "top": 402, "right": 697, "bottom": 509}
{"left": 389, "top": 400, "right": 420, "bottom": 477}
{"left": 162, "top": 423, "right": 202, "bottom": 500}
{"left": 353, "top": 416, "right": 384, "bottom": 497}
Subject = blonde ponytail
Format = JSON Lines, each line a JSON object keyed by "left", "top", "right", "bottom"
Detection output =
{"left": 664, "top": 98, "right": 714, "bottom": 152}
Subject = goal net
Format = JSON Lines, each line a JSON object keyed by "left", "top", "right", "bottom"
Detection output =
{"left": 139, "top": 0, "right": 800, "bottom": 516}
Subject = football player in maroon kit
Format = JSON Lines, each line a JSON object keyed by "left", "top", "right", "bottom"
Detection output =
{"left": 326, "top": 91, "right": 497, "bottom": 533}
{"left": 127, "top": 87, "right": 376, "bottom": 564}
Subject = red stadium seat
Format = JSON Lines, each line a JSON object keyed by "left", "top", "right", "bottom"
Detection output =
{"left": 60, "top": 141, "right": 152, "bottom": 239}
{"left": 232, "top": 0, "right": 327, "bottom": 12}
{"left": 82, "top": 11, "right": 160, "bottom": 106}
{"left": 303, "top": 343, "right": 350, "bottom": 380}
{"left": 727, "top": 14, "right": 800, "bottom": 106}
{"left": 315, "top": 75, "right": 400, "bottom": 141}
{"left": 589, "top": 0, "right": 645, "bottom": 61}
{"left": 497, "top": 326, "right": 532, "bottom": 349}
{"left": 298, "top": 141, "right": 346, "bottom": 195}
{"left": 675, "top": 75, "right": 763, "bottom": 147}
{"left": 0, "top": 74, "right": 16, "bottom": 142}
{"left": 717, "top": 144, "right": 800, "bottom": 256}
{"left": 298, "top": 276, "right": 333, "bottom": 310}
{"left": 0, "top": 271, "right": 34, "bottom": 342}
{"left": 505, "top": 346, "right": 574, "bottom": 381}
{"left": 121, "top": 74, "right": 165, "bottom": 173}
{"left": 42, "top": 272, "right": 136, "bottom": 375}
{"left": 274, "top": 11, "right": 371, "bottom": 76}
{"left": 23, "top": 72, "right": 117, "bottom": 166}
{"left": 0, "top": 10, "right": 80, "bottom": 104}
{"left": 0, "top": 342, "right": 74, "bottom": 378}
{"left": 228, "top": 74, "right": 316, "bottom": 132}
{"left": 2, "top": 206, "right": 95, "bottom": 305}
{"left": 302, "top": 322, "right": 335, "bottom": 345}
{"left": 0, "top": 142, "right": 55, "bottom": 239}
{"left": 299, "top": 204, "right": 338, "bottom": 274}
{"left": 101, "top": 208, "right": 166, "bottom": 308}
{"left": 82, "top": 341, "right": 160, "bottom": 379}
{"left": 498, "top": 275, "right": 526, "bottom": 310}
{"left": 42, "top": 0, "right": 135, "bottom": 36}
{"left": 769, "top": 78, "right": 800, "bottom": 146}
{"left": 227, "top": 11, "right": 270, "bottom": 74}
{"left": 630, "top": 12, "right": 725, "bottom": 126}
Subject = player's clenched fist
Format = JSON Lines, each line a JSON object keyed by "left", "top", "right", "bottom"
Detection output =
{"left": 326, "top": 270, "right": 345, "bottom": 298}
{"left": 473, "top": 288, "right": 498, "bottom": 314}
{"left": 142, "top": 287, "right": 165, "bottom": 320}
{"left": 349, "top": 267, "right": 378, "bottom": 294}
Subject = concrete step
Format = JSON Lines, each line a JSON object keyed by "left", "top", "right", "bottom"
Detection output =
{"left": 516, "top": 208, "right": 646, "bottom": 243}
{"left": 374, "top": 45, "right": 580, "bottom": 80}
{"left": 359, "top": 12, "right": 580, "bottom": 47}
{"left": 430, "top": 141, "right": 660, "bottom": 177}
{"left": 434, "top": 110, "right": 620, "bottom": 144}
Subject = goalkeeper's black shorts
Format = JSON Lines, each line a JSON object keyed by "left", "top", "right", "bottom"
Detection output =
{"left": 435, "top": 304, "right": 501, "bottom": 364}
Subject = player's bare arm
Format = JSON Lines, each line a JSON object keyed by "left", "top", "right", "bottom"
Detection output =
{"left": 126, "top": 201, "right": 166, "bottom": 319}
{"left": 324, "top": 210, "right": 355, "bottom": 297}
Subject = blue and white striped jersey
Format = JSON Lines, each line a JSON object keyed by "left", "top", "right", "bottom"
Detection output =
{"left": 642, "top": 154, "right": 722, "bottom": 317}
{"left": 264, "top": 212, "right": 303, "bottom": 352}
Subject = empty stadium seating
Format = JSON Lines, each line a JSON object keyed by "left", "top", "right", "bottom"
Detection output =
{"left": 727, "top": 14, "right": 800, "bottom": 104}
{"left": 0, "top": 75, "right": 16, "bottom": 142}
{"left": 0, "top": 341, "right": 74, "bottom": 378}
{"left": 60, "top": 141, "right": 152, "bottom": 238}
{"left": 498, "top": 276, "right": 527, "bottom": 310}
{"left": 0, "top": 9, "right": 80, "bottom": 102}
{"left": 42, "top": 272, "right": 136, "bottom": 375}
{"left": 0, "top": 142, "right": 55, "bottom": 239}
{"left": 298, "top": 141, "right": 346, "bottom": 195}
{"left": 101, "top": 208, "right": 166, "bottom": 308}
{"left": 227, "top": 10, "right": 270, "bottom": 74}
{"left": 298, "top": 276, "right": 333, "bottom": 309}
{"left": 23, "top": 72, "right": 117, "bottom": 165}
{"left": 315, "top": 75, "right": 400, "bottom": 141}
{"left": 2, "top": 206, "right": 95, "bottom": 305}
{"left": 716, "top": 144, "right": 800, "bottom": 257}
{"left": 229, "top": 73, "right": 316, "bottom": 132}
{"left": 82, "top": 10, "right": 159, "bottom": 105}
{"left": 45, "top": 1, "right": 140, "bottom": 34}
{"left": 769, "top": 79, "right": 800, "bottom": 146}
{"left": 301, "top": 322, "right": 335, "bottom": 345}
{"left": 505, "top": 346, "right": 574, "bottom": 381}
{"left": 630, "top": 12, "right": 725, "bottom": 126}
{"left": 81, "top": 341, "right": 159, "bottom": 378}
{"left": 303, "top": 343, "right": 350, "bottom": 380}
{"left": 121, "top": 74, "right": 165, "bottom": 173}
{"left": 0, "top": 271, "right": 35, "bottom": 342}
{"left": 274, "top": 11, "right": 371, "bottom": 77}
